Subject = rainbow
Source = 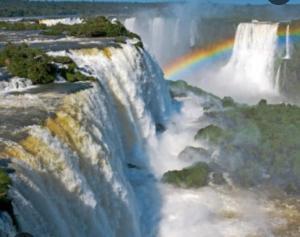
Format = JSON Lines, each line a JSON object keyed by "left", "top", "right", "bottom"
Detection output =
{"left": 164, "top": 24, "right": 300, "bottom": 80}
{"left": 164, "top": 38, "right": 234, "bottom": 80}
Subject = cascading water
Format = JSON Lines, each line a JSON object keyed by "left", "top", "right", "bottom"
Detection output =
{"left": 0, "top": 43, "right": 172, "bottom": 237}
{"left": 39, "top": 17, "right": 83, "bottom": 26}
{"left": 124, "top": 18, "right": 136, "bottom": 33}
{"left": 284, "top": 24, "right": 291, "bottom": 60}
{"left": 189, "top": 20, "right": 198, "bottom": 48}
{"left": 123, "top": 16, "right": 197, "bottom": 65}
{"left": 223, "top": 22, "right": 279, "bottom": 93}
{"left": 198, "top": 21, "right": 280, "bottom": 102}
{"left": 0, "top": 36, "right": 297, "bottom": 237}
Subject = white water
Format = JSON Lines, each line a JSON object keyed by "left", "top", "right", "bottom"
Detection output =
{"left": 0, "top": 41, "right": 289, "bottom": 236}
{"left": 2, "top": 43, "right": 171, "bottom": 237}
{"left": 197, "top": 22, "right": 280, "bottom": 103}
{"left": 0, "top": 77, "right": 33, "bottom": 93}
{"left": 224, "top": 22, "right": 279, "bottom": 93}
{"left": 284, "top": 24, "right": 291, "bottom": 59}
{"left": 39, "top": 17, "right": 83, "bottom": 26}
{"left": 123, "top": 16, "right": 194, "bottom": 65}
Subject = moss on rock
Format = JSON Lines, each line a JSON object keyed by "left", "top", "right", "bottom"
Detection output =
{"left": 162, "top": 162, "right": 210, "bottom": 188}
{"left": 222, "top": 96, "right": 236, "bottom": 107}
{"left": 0, "top": 169, "right": 11, "bottom": 204}
{"left": 195, "top": 124, "right": 227, "bottom": 144}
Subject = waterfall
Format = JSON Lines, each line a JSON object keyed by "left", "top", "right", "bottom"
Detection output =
{"left": 275, "top": 64, "right": 282, "bottom": 91}
{"left": 1, "top": 43, "right": 172, "bottom": 237}
{"left": 124, "top": 17, "right": 136, "bottom": 33}
{"left": 189, "top": 20, "right": 198, "bottom": 48}
{"left": 39, "top": 17, "right": 83, "bottom": 26}
{"left": 284, "top": 24, "right": 291, "bottom": 59}
{"left": 151, "top": 17, "right": 165, "bottom": 61}
{"left": 122, "top": 16, "right": 200, "bottom": 65}
{"left": 222, "top": 22, "right": 279, "bottom": 94}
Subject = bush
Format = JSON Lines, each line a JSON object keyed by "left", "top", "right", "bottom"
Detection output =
{"left": 0, "top": 169, "right": 11, "bottom": 204}
{"left": 43, "top": 16, "right": 141, "bottom": 40}
{"left": 195, "top": 124, "right": 227, "bottom": 144}
{"left": 162, "top": 162, "right": 210, "bottom": 188}
{"left": 222, "top": 96, "right": 236, "bottom": 107}
{"left": 0, "top": 43, "right": 95, "bottom": 84}
{"left": 0, "top": 43, "right": 55, "bottom": 84}
{"left": 0, "top": 21, "right": 46, "bottom": 31}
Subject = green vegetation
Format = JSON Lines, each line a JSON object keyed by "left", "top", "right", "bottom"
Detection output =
{"left": 0, "top": 21, "right": 46, "bottom": 31}
{"left": 222, "top": 96, "right": 236, "bottom": 107}
{"left": 42, "top": 16, "right": 141, "bottom": 40}
{"left": 0, "top": 0, "right": 174, "bottom": 17}
{"left": 280, "top": 40, "right": 300, "bottom": 100}
{"left": 195, "top": 125, "right": 227, "bottom": 144}
{"left": 0, "top": 169, "right": 11, "bottom": 204}
{"left": 162, "top": 162, "right": 210, "bottom": 188}
{"left": 171, "top": 80, "right": 300, "bottom": 192}
{"left": 0, "top": 16, "right": 143, "bottom": 47}
{"left": 0, "top": 43, "right": 95, "bottom": 84}
{"left": 202, "top": 99, "right": 300, "bottom": 192}
{"left": 168, "top": 80, "right": 221, "bottom": 110}
{"left": 0, "top": 43, "right": 55, "bottom": 84}
{"left": 169, "top": 80, "right": 219, "bottom": 99}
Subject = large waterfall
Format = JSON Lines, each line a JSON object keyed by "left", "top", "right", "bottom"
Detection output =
{"left": 0, "top": 43, "right": 172, "bottom": 237}
{"left": 197, "top": 21, "right": 280, "bottom": 102}
{"left": 223, "top": 22, "right": 279, "bottom": 94}
{"left": 123, "top": 17, "right": 198, "bottom": 65}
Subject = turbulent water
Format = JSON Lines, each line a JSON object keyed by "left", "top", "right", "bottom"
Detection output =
{"left": 0, "top": 43, "right": 171, "bottom": 237}
{"left": 0, "top": 16, "right": 299, "bottom": 236}
{"left": 39, "top": 17, "right": 83, "bottom": 26}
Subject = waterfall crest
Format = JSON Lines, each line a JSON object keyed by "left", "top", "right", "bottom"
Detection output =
{"left": 0, "top": 43, "right": 172, "bottom": 236}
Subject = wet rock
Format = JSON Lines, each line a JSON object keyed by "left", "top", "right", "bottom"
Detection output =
{"left": 155, "top": 123, "right": 166, "bottom": 133}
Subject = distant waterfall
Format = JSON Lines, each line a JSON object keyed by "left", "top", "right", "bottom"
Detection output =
{"left": 189, "top": 20, "right": 198, "bottom": 48}
{"left": 123, "top": 16, "right": 198, "bottom": 65}
{"left": 151, "top": 17, "right": 165, "bottom": 61}
{"left": 222, "top": 22, "right": 279, "bottom": 94}
{"left": 284, "top": 24, "right": 291, "bottom": 59}
{"left": 124, "top": 17, "right": 136, "bottom": 32}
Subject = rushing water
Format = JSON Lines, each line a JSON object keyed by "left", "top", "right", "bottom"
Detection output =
{"left": 124, "top": 17, "right": 197, "bottom": 65}
{"left": 195, "top": 21, "right": 282, "bottom": 103}
{"left": 0, "top": 43, "right": 172, "bottom": 236}
{"left": 0, "top": 18, "right": 299, "bottom": 236}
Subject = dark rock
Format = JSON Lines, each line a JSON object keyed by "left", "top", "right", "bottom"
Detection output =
{"left": 155, "top": 123, "right": 166, "bottom": 133}
{"left": 127, "top": 163, "right": 140, "bottom": 169}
